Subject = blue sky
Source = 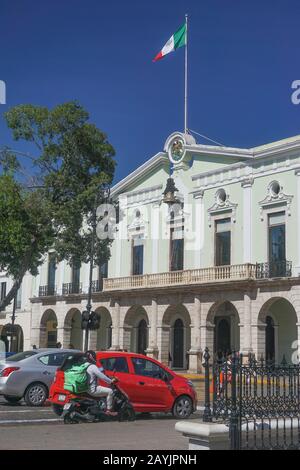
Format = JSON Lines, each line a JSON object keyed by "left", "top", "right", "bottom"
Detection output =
{"left": 1, "top": 0, "right": 300, "bottom": 183}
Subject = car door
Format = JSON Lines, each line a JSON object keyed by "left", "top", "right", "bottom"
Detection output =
{"left": 98, "top": 355, "right": 132, "bottom": 392}
{"left": 36, "top": 352, "right": 68, "bottom": 388}
{"left": 127, "top": 357, "right": 174, "bottom": 412}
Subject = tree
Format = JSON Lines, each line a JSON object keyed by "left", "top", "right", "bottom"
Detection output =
{"left": 0, "top": 101, "right": 115, "bottom": 311}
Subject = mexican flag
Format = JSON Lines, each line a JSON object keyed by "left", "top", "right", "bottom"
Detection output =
{"left": 153, "top": 23, "right": 186, "bottom": 62}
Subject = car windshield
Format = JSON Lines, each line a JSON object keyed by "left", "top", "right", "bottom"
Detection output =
{"left": 6, "top": 351, "right": 38, "bottom": 362}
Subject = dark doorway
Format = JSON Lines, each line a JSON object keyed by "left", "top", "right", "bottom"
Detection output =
{"left": 173, "top": 319, "right": 184, "bottom": 368}
{"left": 215, "top": 318, "right": 231, "bottom": 356}
{"left": 137, "top": 319, "right": 148, "bottom": 355}
{"left": 265, "top": 316, "right": 275, "bottom": 362}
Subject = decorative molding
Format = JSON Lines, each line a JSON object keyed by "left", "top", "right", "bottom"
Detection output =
{"left": 259, "top": 183, "right": 293, "bottom": 221}
{"left": 241, "top": 176, "right": 254, "bottom": 188}
{"left": 207, "top": 193, "right": 238, "bottom": 227}
{"left": 127, "top": 212, "right": 149, "bottom": 238}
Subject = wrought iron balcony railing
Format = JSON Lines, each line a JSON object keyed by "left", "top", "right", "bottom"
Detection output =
{"left": 256, "top": 261, "right": 292, "bottom": 279}
{"left": 62, "top": 282, "right": 82, "bottom": 295}
{"left": 91, "top": 279, "right": 104, "bottom": 293}
{"left": 38, "top": 285, "right": 57, "bottom": 297}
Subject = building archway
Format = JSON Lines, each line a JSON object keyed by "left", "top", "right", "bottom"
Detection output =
{"left": 257, "top": 297, "right": 297, "bottom": 363}
{"left": 40, "top": 310, "right": 57, "bottom": 348}
{"left": 162, "top": 305, "right": 191, "bottom": 370}
{"left": 64, "top": 309, "right": 83, "bottom": 350}
{"left": 0, "top": 324, "right": 23, "bottom": 353}
{"left": 123, "top": 306, "right": 149, "bottom": 353}
{"left": 95, "top": 307, "right": 113, "bottom": 350}
{"left": 206, "top": 301, "right": 240, "bottom": 357}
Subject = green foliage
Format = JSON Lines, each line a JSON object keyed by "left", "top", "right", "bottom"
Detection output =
{"left": 0, "top": 101, "right": 116, "bottom": 309}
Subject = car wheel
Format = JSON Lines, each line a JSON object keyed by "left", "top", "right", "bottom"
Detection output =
{"left": 24, "top": 383, "right": 48, "bottom": 407}
{"left": 172, "top": 395, "right": 193, "bottom": 419}
{"left": 3, "top": 395, "right": 22, "bottom": 404}
{"left": 52, "top": 404, "right": 64, "bottom": 416}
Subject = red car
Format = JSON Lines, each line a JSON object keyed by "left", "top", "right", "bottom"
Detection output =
{"left": 49, "top": 351, "right": 197, "bottom": 419}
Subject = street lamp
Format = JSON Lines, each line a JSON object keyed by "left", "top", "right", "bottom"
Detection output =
{"left": 82, "top": 185, "right": 111, "bottom": 351}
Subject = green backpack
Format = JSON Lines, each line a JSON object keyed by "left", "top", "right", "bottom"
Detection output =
{"left": 64, "top": 363, "right": 90, "bottom": 394}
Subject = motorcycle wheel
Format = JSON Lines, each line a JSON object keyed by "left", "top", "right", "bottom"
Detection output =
{"left": 119, "top": 405, "right": 136, "bottom": 422}
{"left": 63, "top": 414, "right": 79, "bottom": 424}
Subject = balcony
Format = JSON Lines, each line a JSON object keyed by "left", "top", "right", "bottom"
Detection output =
{"left": 38, "top": 285, "right": 57, "bottom": 297}
{"left": 103, "top": 261, "right": 293, "bottom": 292}
{"left": 62, "top": 283, "right": 82, "bottom": 295}
{"left": 256, "top": 261, "right": 292, "bottom": 279}
{"left": 91, "top": 279, "right": 104, "bottom": 293}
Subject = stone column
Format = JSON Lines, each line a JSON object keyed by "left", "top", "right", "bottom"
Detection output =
{"left": 111, "top": 300, "right": 121, "bottom": 350}
{"left": 241, "top": 291, "right": 252, "bottom": 357}
{"left": 88, "top": 330, "right": 97, "bottom": 350}
{"left": 188, "top": 295, "right": 202, "bottom": 373}
{"left": 146, "top": 298, "right": 159, "bottom": 359}
{"left": 294, "top": 169, "right": 300, "bottom": 276}
{"left": 241, "top": 176, "right": 254, "bottom": 263}
{"left": 193, "top": 190, "right": 204, "bottom": 268}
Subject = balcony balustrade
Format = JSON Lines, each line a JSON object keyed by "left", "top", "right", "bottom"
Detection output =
{"left": 37, "top": 261, "right": 293, "bottom": 297}
{"left": 103, "top": 261, "right": 293, "bottom": 292}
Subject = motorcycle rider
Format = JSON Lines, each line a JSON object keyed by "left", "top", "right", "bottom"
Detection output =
{"left": 85, "top": 350, "right": 118, "bottom": 416}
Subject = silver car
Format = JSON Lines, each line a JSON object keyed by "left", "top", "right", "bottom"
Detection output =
{"left": 0, "top": 349, "right": 79, "bottom": 406}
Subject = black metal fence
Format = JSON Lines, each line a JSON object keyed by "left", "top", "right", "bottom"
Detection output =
{"left": 203, "top": 348, "right": 300, "bottom": 449}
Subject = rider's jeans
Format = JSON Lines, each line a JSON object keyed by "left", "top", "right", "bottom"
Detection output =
{"left": 90, "top": 386, "right": 113, "bottom": 410}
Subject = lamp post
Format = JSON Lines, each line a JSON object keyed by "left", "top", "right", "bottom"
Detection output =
{"left": 82, "top": 186, "right": 110, "bottom": 352}
{"left": 9, "top": 292, "right": 17, "bottom": 353}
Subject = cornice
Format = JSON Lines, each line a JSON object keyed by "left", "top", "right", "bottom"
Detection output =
{"left": 111, "top": 152, "right": 169, "bottom": 197}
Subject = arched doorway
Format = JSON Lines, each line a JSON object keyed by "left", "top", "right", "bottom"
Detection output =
{"left": 64, "top": 309, "right": 83, "bottom": 350}
{"left": 265, "top": 316, "right": 275, "bottom": 362}
{"left": 173, "top": 319, "right": 184, "bottom": 368}
{"left": 40, "top": 310, "right": 57, "bottom": 348}
{"left": 162, "top": 305, "right": 191, "bottom": 370}
{"left": 258, "top": 298, "right": 297, "bottom": 363}
{"left": 137, "top": 319, "right": 148, "bottom": 355}
{"left": 215, "top": 318, "right": 231, "bottom": 357}
{"left": 0, "top": 324, "right": 23, "bottom": 353}
{"left": 96, "top": 307, "right": 113, "bottom": 351}
{"left": 207, "top": 301, "right": 240, "bottom": 357}
{"left": 123, "top": 306, "right": 149, "bottom": 353}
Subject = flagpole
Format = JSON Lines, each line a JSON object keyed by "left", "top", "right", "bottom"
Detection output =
{"left": 184, "top": 14, "right": 188, "bottom": 134}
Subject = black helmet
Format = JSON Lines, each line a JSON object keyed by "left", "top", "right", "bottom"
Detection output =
{"left": 85, "top": 350, "right": 97, "bottom": 364}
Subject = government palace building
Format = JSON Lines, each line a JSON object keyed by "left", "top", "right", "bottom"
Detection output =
{"left": 1, "top": 131, "right": 300, "bottom": 373}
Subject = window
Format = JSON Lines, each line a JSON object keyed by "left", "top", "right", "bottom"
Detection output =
{"left": 268, "top": 212, "right": 286, "bottom": 276}
{"left": 131, "top": 357, "right": 167, "bottom": 380}
{"left": 100, "top": 356, "right": 129, "bottom": 373}
{"left": 215, "top": 218, "right": 231, "bottom": 266}
{"left": 16, "top": 285, "right": 22, "bottom": 309}
{"left": 71, "top": 260, "right": 81, "bottom": 292}
{"left": 38, "top": 353, "right": 67, "bottom": 367}
{"left": 170, "top": 226, "right": 184, "bottom": 271}
{"left": 1, "top": 282, "right": 6, "bottom": 301}
{"left": 6, "top": 351, "right": 37, "bottom": 362}
{"left": 48, "top": 253, "right": 56, "bottom": 295}
{"left": 132, "top": 238, "right": 144, "bottom": 275}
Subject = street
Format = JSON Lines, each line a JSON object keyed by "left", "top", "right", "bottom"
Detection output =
{"left": 0, "top": 398, "right": 201, "bottom": 450}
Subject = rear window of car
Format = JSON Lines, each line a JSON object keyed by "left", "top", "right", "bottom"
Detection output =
{"left": 100, "top": 356, "right": 129, "bottom": 373}
{"left": 38, "top": 353, "right": 67, "bottom": 366}
{"left": 6, "top": 351, "right": 38, "bottom": 362}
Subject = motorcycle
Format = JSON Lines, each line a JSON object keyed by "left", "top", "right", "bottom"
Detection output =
{"left": 62, "top": 381, "right": 136, "bottom": 424}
